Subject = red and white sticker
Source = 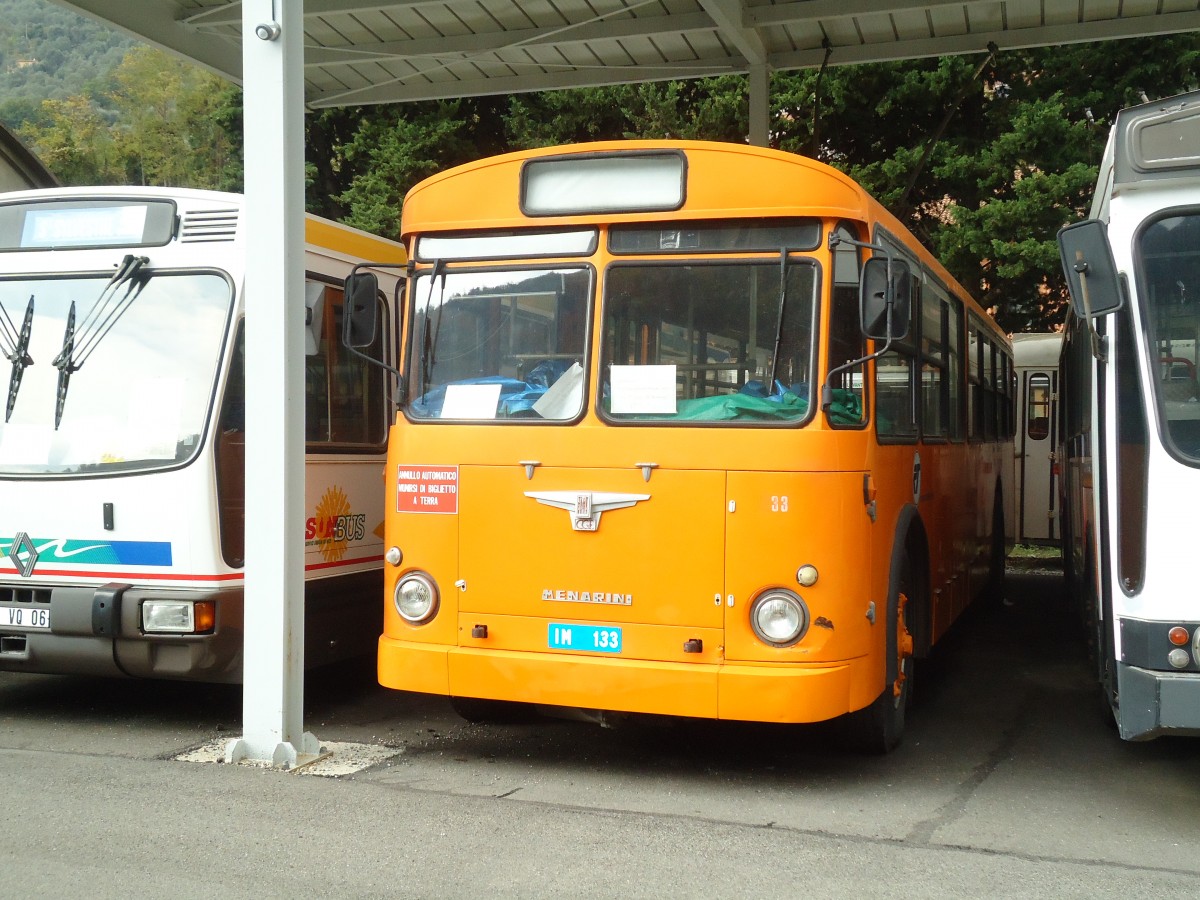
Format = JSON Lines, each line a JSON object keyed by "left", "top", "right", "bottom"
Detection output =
{"left": 396, "top": 465, "right": 459, "bottom": 514}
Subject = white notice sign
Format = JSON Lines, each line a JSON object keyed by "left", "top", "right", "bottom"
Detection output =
{"left": 441, "top": 383, "right": 502, "bottom": 419}
{"left": 609, "top": 365, "right": 677, "bottom": 414}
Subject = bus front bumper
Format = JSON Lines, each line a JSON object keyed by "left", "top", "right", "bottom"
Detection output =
{"left": 378, "top": 637, "right": 872, "bottom": 723}
{"left": 0, "top": 582, "right": 244, "bottom": 683}
{"left": 1116, "top": 663, "right": 1200, "bottom": 740}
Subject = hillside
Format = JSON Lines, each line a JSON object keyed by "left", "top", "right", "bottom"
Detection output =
{"left": 0, "top": 0, "right": 130, "bottom": 127}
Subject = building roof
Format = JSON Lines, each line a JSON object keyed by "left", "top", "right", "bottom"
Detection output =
{"left": 0, "top": 121, "right": 57, "bottom": 192}
{"left": 54, "top": 1, "right": 1200, "bottom": 108}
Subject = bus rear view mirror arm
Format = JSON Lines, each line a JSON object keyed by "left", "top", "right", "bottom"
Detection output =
{"left": 1057, "top": 219, "right": 1125, "bottom": 363}
{"left": 859, "top": 256, "right": 911, "bottom": 342}
{"left": 1058, "top": 219, "right": 1124, "bottom": 320}
{"left": 819, "top": 245, "right": 911, "bottom": 412}
{"left": 825, "top": 231, "right": 912, "bottom": 341}
{"left": 343, "top": 264, "right": 407, "bottom": 406}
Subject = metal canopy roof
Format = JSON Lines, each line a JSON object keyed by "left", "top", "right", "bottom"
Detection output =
{"left": 58, "top": 1, "right": 1200, "bottom": 109}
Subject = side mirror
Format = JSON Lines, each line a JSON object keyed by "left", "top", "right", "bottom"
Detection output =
{"left": 343, "top": 271, "right": 379, "bottom": 349}
{"left": 860, "top": 256, "right": 911, "bottom": 341}
{"left": 1058, "top": 220, "right": 1122, "bottom": 319}
{"left": 304, "top": 281, "right": 324, "bottom": 356}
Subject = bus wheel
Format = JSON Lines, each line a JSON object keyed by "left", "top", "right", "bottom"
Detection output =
{"left": 449, "top": 696, "right": 536, "bottom": 725}
{"left": 846, "top": 554, "right": 916, "bottom": 753}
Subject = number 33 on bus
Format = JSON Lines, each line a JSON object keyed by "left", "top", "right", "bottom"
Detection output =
{"left": 346, "top": 141, "right": 1014, "bottom": 752}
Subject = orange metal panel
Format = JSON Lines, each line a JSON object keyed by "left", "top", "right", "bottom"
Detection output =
{"left": 456, "top": 613, "right": 724, "bottom": 664}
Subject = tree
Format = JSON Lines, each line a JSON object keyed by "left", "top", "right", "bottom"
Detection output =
{"left": 107, "top": 45, "right": 238, "bottom": 189}
{"left": 767, "top": 36, "right": 1200, "bottom": 332}
{"left": 310, "top": 96, "right": 510, "bottom": 237}
{"left": 504, "top": 78, "right": 749, "bottom": 146}
{"left": 18, "top": 93, "right": 120, "bottom": 184}
{"left": 17, "top": 44, "right": 240, "bottom": 190}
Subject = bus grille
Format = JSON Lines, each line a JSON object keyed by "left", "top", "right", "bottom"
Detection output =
{"left": 180, "top": 208, "right": 240, "bottom": 242}
{"left": 0, "top": 585, "right": 52, "bottom": 605}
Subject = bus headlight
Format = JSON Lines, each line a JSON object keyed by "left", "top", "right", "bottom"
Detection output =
{"left": 142, "top": 600, "right": 216, "bottom": 634}
{"left": 394, "top": 572, "right": 439, "bottom": 624}
{"left": 749, "top": 589, "right": 809, "bottom": 648}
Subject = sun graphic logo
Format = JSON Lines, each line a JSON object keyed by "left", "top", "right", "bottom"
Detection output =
{"left": 306, "top": 486, "right": 366, "bottom": 563}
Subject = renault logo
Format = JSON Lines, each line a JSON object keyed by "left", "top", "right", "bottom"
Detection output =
{"left": 8, "top": 532, "right": 38, "bottom": 578}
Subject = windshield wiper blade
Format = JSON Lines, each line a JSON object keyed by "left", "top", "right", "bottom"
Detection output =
{"left": 2, "top": 295, "right": 35, "bottom": 423}
{"left": 51, "top": 254, "right": 149, "bottom": 428}
{"left": 52, "top": 302, "right": 75, "bottom": 429}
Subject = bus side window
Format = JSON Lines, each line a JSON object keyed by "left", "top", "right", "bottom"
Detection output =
{"left": 948, "top": 299, "right": 964, "bottom": 439}
{"left": 920, "top": 285, "right": 949, "bottom": 439}
{"left": 968, "top": 321, "right": 984, "bottom": 441}
{"left": 306, "top": 281, "right": 387, "bottom": 448}
{"left": 828, "top": 223, "right": 865, "bottom": 426}
{"left": 993, "top": 342, "right": 1012, "bottom": 440}
{"left": 1027, "top": 373, "right": 1051, "bottom": 441}
{"left": 875, "top": 268, "right": 919, "bottom": 441}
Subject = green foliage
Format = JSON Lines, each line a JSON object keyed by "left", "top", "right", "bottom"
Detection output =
{"left": 14, "top": 42, "right": 242, "bottom": 190}
{"left": 306, "top": 96, "right": 510, "bottom": 238}
{"left": 107, "top": 45, "right": 240, "bottom": 188}
{"left": 767, "top": 36, "right": 1200, "bottom": 331}
{"left": 20, "top": 93, "right": 118, "bottom": 184}
{"left": 0, "top": 0, "right": 131, "bottom": 126}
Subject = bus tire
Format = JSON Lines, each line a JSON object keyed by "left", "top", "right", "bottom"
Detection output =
{"left": 845, "top": 550, "right": 916, "bottom": 754}
{"left": 449, "top": 696, "right": 536, "bottom": 725}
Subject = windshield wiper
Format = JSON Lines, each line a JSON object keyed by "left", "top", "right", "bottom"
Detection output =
{"left": 1, "top": 295, "right": 34, "bottom": 423}
{"left": 51, "top": 254, "right": 149, "bottom": 428}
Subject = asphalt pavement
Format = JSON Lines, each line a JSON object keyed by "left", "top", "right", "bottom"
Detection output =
{"left": 3, "top": 563, "right": 1199, "bottom": 899}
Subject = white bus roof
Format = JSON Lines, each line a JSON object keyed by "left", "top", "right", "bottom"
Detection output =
{"left": 1012, "top": 332, "right": 1063, "bottom": 369}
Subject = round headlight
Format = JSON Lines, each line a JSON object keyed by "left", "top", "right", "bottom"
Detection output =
{"left": 750, "top": 589, "right": 809, "bottom": 648}
{"left": 394, "top": 572, "right": 439, "bottom": 624}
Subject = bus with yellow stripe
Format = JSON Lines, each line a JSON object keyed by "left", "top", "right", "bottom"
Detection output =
{"left": 346, "top": 142, "right": 1013, "bottom": 751}
{"left": 0, "top": 187, "right": 404, "bottom": 682}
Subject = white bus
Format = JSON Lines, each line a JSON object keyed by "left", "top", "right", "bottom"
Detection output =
{"left": 0, "top": 187, "right": 404, "bottom": 682}
{"left": 1013, "top": 333, "right": 1062, "bottom": 544}
{"left": 1057, "top": 90, "right": 1200, "bottom": 740}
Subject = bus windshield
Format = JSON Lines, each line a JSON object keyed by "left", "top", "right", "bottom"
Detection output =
{"left": 1139, "top": 211, "right": 1200, "bottom": 460}
{"left": 601, "top": 259, "right": 819, "bottom": 423}
{"left": 407, "top": 266, "right": 591, "bottom": 421}
{"left": 0, "top": 270, "right": 232, "bottom": 475}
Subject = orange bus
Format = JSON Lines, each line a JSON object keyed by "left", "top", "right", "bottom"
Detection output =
{"left": 345, "top": 141, "right": 1014, "bottom": 751}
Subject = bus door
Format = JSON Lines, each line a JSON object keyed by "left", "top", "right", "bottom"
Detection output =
{"left": 1019, "top": 366, "right": 1057, "bottom": 542}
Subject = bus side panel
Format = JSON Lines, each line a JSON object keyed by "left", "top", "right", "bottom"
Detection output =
{"left": 913, "top": 440, "right": 968, "bottom": 637}
{"left": 303, "top": 455, "right": 386, "bottom": 576}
